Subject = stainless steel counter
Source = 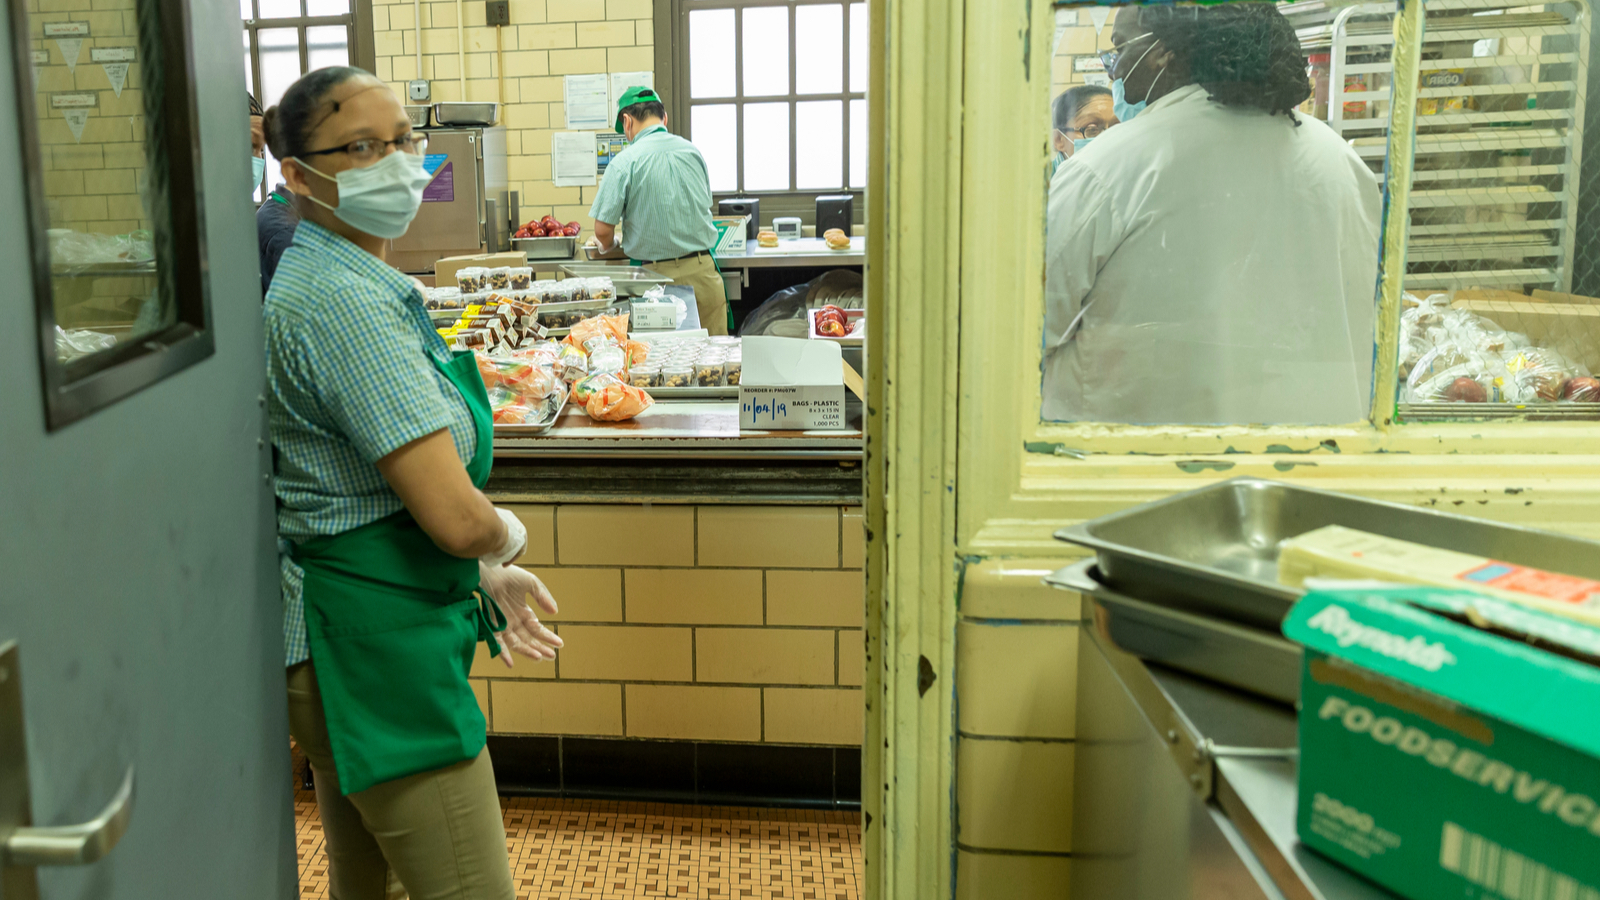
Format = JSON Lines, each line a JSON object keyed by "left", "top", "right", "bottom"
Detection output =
{"left": 714, "top": 237, "right": 865, "bottom": 269}
{"left": 494, "top": 401, "right": 863, "bottom": 461}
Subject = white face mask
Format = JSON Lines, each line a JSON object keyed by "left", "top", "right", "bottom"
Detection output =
{"left": 251, "top": 156, "right": 266, "bottom": 193}
{"left": 295, "top": 150, "right": 432, "bottom": 240}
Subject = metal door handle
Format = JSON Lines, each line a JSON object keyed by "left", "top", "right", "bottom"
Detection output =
{"left": 3, "top": 766, "right": 134, "bottom": 867}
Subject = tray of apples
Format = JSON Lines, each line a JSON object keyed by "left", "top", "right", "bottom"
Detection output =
{"left": 512, "top": 216, "right": 582, "bottom": 259}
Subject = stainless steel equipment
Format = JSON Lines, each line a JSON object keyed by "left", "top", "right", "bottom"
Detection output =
{"left": 1048, "top": 560, "right": 1301, "bottom": 704}
{"left": 390, "top": 126, "right": 508, "bottom": 274}
{"left": 405, "top": 104, "right": 431, "bottom": 127}
{"left": 558, "top": 264, "right": 673, "bottom": 297}
{"left": 511, "top": 236, "right": 577, "bottom": 261}
{"left": 431, "top": 101, "right": 499, "bottom": 126}
{"left": 1056, "top": 476, "right": 1600, "bottom": 629}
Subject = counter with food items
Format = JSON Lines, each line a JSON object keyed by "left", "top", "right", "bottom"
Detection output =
{"left": 426, "top": 274, "right": 862, "bottom": 461}
{"left": 1401, "top": 292, "right": 1600, "bottom": 409}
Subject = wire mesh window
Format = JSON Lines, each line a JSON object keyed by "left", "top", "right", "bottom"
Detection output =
{"left": 242, "top": 0, "right": 359, "bottom": 200}
{"left": 674, "top": 0, "right": 868, "bottom": 194}
{"left": 1286, "top": 0, "right": 1599, "bottom": 421}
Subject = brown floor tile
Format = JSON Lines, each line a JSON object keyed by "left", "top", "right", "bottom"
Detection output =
{"left": 292, "top": 744, "right": 862, "bottom": 899}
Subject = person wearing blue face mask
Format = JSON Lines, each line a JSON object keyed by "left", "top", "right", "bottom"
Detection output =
{"left": 1042, "top": 3, "right": 1382, "bottom": 425}
{"left": 263, "top": 66, "right": 563, "bottom": 900}
{"left": 1049, "top": 84, "right": 1117, "bottom": 174}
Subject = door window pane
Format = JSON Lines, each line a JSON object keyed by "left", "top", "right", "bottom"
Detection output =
{"left": 258, "top": 27, "right": 301, "bottom": 109}
{"left": 240, "top": 0, "right": 254, "bottom": 19}
{"left": 692, "top": 104, "right": 739, "bottom": 192}
{"left": 742, "top": 7, "right": 789, "bottom": 97}
{"left": 258, "top": 0, "right": 299, "bottom": 18}
{"left": 305, "top": 0, "right": 349, "bottom": 15}
{"left": 796, "top": 4, "right": 843, "bottom": 95}
{"left": 849, "top": 98, "right": 866, "bottom": 189}
{"left": 742, "top": 102, "right": 790, "bottom": 190}
{"left": 796, "top": 100, "right": 842, "bottom": 190}
{"left": 243, "top": 31, "right": 254, "bottom": 94}
{"left": 306, "top": 25, "right": 349, "bottom": 70}
{"left": 689, "top": 9, "right": 736, "bottom": 99}
{"left": 850, "top": 3, "right": 867, "bottom": 93}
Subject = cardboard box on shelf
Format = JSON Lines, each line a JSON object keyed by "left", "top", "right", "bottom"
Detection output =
{"left": 712, "top": 215, "right": 751, "bottom": 255}
{"left": 738, "top": 336, "right": 846, "bottom": 431}
{"left": 434, "top": 252, "right": 527, "bottom": 288}
{"left": 1283, "top": 587, "right": 1600, "bottom": 900}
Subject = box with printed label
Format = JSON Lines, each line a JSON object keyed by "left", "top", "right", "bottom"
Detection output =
{"left": 1284, "top": 587, "right": 1600, "bottom": 900}
{"left": 738, "top": 336, "right": 847, "bottom": 431}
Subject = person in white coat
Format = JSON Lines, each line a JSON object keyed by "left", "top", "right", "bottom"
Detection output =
{"left": 1043, "top": 3, "right": 1382, "bottom": 425}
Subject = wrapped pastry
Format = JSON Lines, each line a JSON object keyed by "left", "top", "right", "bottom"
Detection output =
{"left": 758, "top": 230, "right": 779, "bottom": 248}
{"left": 823, "top": 228, "right": 851, "bottom": 250}
{"left": 585, "top": 376, "right": 654, "bottom": 421}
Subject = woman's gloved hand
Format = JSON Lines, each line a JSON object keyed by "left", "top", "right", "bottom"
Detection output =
{"left": 477, "top": 561, "right": 562, "bottom": 668}
{"left": 478, "top": 508, "right": 528, "bottom": 567}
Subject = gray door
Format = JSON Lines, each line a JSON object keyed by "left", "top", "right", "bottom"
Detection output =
{"left": 0, "top": 0, "right": 295, "bottom": 893}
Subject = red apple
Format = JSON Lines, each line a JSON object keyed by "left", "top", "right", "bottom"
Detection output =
{"left": 563, "top": 224, "right": 581, "bottom": 236}
{"left": 1442, "top": 376, "right": 1488, "bottom": 403}
{"left": 1564, "top": 376, "right": 1600, "bottom": 402}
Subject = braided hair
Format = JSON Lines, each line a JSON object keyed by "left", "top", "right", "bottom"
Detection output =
{"left": 1139, "top": 2, "right": 1310, "bottom": 124}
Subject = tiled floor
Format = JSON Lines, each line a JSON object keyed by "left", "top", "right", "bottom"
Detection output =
{"left": 294, "top": 781, "right": 863, "bottom": 899}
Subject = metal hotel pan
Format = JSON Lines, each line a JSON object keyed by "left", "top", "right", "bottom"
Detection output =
{"left": 1055, "top": 476, "right": 1600, "bottom": 631}
{"left": 1046, "top": 559, "right": 1303, "bottom": 705}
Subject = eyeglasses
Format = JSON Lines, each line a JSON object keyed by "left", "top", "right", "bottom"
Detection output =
{"left": 1098, "top": 32, "right": 1155, "bottom": 77}
{"left": 1062, "top": 123, "right": 1110, "bottom": 140}
{"left": 300, "top": 132, "right": 429, "bottom": 164}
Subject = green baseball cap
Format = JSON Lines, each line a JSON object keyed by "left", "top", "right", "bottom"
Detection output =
{"left": 615, "top": 86, "right": 661, "bottom": 134}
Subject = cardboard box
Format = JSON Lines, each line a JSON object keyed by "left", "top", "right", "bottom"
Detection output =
{"left": 629, "top": 299, "right": 678, "bottom": 331}
{"left": 434, "top": 251, "right": 527, "bottom": 288}
{"left": 712, "top": 215, "right": 750, "bottom": 255}
{"left": 1283, "top": 587, "right": 1600, "bottom": 900}
{"left": 738, "top": 336, "right": 847, "bottom": 431}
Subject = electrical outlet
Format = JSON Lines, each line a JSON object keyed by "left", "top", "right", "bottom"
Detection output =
{"left": 485, "top": 0, "right": 509, "bottom": 25}
{"left": 408, "top": 80, "right": 430, "bottom": 102}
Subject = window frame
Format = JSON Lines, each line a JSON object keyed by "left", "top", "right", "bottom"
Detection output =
{"left": 660, "top": 0, "right": 866, "bottom": 220}
{"left": 242, "top": 0, "right": 374, "bottom": 194}
{"left": 9, "top": 0, "right": 216, "bottom": 430}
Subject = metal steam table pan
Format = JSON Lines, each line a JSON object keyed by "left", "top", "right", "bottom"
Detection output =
{"left": 1054, "top": 476, "right": 1600, "bottom": 631}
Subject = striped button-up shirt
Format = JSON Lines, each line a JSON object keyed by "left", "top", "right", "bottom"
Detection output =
{"left": 589, "top": 125, "right": 720, "bottom": 263}
{"left": 265, "top": 220, "right": 478, "bottom": 667}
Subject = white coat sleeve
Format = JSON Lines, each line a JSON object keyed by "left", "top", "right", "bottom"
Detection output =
{"left": 1044, "top": 161, "right": 1117, "bottom": 354}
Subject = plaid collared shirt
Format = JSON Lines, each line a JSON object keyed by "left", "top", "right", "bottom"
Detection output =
{"left": 265, "top": 220, "right": 477, "bottom": 667}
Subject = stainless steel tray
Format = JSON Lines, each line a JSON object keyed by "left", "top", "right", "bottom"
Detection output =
{"left": 559, "top": 264, "right": 672, "bottom": 297}
{"left": 511, "top": 236, "right": 576, "bottom": 261}
{"left": 431, "top": 101, "right": 498, "bottom": 126}
{"left": 1056, "top": 476, "right": 1600, "bottom": 630}
{"left": 491, "top": 389, "right": 568, "bottom": 435}
{"left": 1046, "top": 559, "right": 1301, "bottom": 705}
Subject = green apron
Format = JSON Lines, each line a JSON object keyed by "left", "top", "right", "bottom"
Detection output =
{"left": 293, "top": 348, "right": 507, "bottom": 796}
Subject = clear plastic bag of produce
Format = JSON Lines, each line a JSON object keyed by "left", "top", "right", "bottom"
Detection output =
{"left": 581, "top": 374, "right": 655, "bottom": 421}
{"left": 48, "top": 229, "right": 154, "bottom": 270}
{"left": 565, "top": 312, "right": 630, "bottom": 349}
{"left": 1503, "top": 346, "right": 1583, "bottom": 402}
{"left": 587, "top": 341, "right": 627, "bottom": 378}
{"left": 55, "top": 326, "right": 118, "bottom": 362}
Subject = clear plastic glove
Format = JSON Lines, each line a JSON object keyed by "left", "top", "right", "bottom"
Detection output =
{"left": 479, "top": 507, "right": 527, "bottom": 567}
{"left": 477, "top": 561, "right": 562, "bottom": 668}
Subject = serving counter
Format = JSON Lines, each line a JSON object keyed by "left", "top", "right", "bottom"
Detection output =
{"left": 475, "top": 398, "right": 866, "bottom": 807}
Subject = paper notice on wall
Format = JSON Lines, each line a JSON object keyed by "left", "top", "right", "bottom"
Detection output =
{"left": 1083, "top": 72, "right": 1109, "bottom": 87}
{"left": 56, "top": 38, "right": 83, "bottom": 73}
{"left": 1090, "top": 5, "right": 1110, "bottom": 35}
{"left": 563, "top": 74, "right": 610, "bottom": 130}
{"left": 1053, "top": 9, "right": 1074, "bottom": 55}
{"left": 31, "top": 50, "right": 47, "bottom": 83}
{"left": 63, "top": 108, "right": 88, "bottom": 143}
{"left": 609, "top": 71, "right": 654, "bottom": 120}
{"left": 103, "top": 62, "right": 128, "bottom": 96}
{"left": 595, "top": 132, "right": 628, "bottom": 174}
{"left": 552, "top": 131, "right": 598, "bottom": 187}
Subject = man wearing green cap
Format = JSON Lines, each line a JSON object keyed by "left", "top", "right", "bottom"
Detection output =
{"left": 589, "top": 86, "right": 729, "bottom": 334}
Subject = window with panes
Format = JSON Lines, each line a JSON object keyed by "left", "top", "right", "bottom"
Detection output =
{"left": 242, "top": 0, "right": 372, "bottom": 200}
{"left": 672, "top": 0, "right": 868, "bottom": 196}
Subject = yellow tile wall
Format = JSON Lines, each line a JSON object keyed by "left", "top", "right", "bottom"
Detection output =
{"left": 471, "top": 502, "right": 865, "bottom": 745}
{"left": 955, "top": 559, "right": 1080, "bottom": 896}
{"left": 369, "top": 0, "right": 651, "bottom": 230}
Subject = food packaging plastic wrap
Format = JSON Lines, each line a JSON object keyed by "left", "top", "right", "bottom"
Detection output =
{"left": 566, "top": 312, "right": 630, "bottom": 349}
{"left": 1397, "top": 292, "right": 1593, "bottom": 405}
{"left": 583, "top": 375, "right": 654, "bottom": 421}
{"left": 557, "top": 344, "right": 588, "bottom": 382}
{"left": 49, "top": 229, "right": 153, "bottom": 269}
{"left": 55, "top": 326, "right": 118, "bottom": 362}
{"left": 587, "top": 342, "right": 627, "bottom": 378}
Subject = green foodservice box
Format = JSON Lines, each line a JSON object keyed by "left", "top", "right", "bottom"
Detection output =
{"left": 1282, "top": 587, "right": 1600, "bottom": 900}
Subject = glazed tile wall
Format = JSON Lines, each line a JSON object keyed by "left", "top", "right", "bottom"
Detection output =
{"left": 954, "top": 559, "right": 1082, "bottom": 900}
{"left": 472, "top": 504, "right": 865, "bottom": 748}
{"left": 369, "top": 0, "right": 652, "bottom": 230}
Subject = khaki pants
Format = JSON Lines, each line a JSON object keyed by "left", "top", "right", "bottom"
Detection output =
{"left": 287, "top": 662, "right": 515, "bottom": 900}
{"left": 649, "top": 252, "right": 729, "bottom": 336}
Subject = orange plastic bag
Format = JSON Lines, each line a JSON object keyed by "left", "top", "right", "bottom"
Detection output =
{"left": 564, "top": 312, "right": 630, "bottom": 349}
{"left": 624, "top": 339, "right": 650, "bottom": 368}
{"left": 585, "top": 379, "right": 654, "bottom": 421}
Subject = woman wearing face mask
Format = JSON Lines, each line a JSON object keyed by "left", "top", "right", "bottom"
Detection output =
{"left": 263, "top": 66, "right": 563, "bottom": 899}
{"left": 1049, "top": 84, "right": 1116, "bottom": 173}
{"left": 1042, "top": 3, "right": 1381, "bottom": 425}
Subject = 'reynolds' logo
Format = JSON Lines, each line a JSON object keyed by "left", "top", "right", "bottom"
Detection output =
{"left": 1306, "top": 604, "right": 1458, "bottom": 672}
